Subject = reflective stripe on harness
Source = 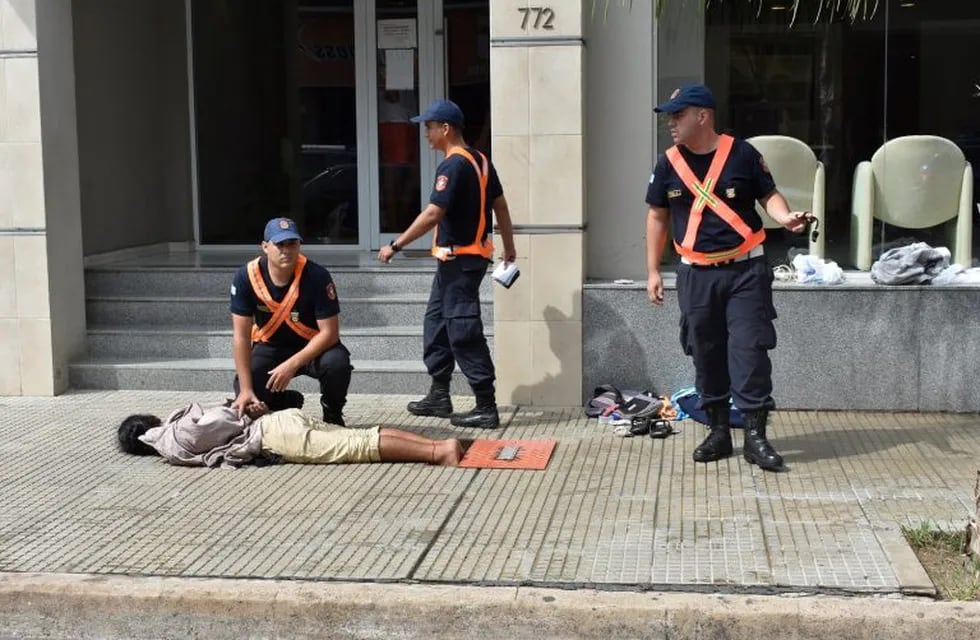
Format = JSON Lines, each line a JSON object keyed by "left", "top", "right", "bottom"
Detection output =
{"left": 246, "top": 255, "right": 318, "bottom": 343}
{"left": 666, "top": 134, "right": 765, "bottom": 265}
{"left": 431, "top": 147, "right": 495, "bottom": 261}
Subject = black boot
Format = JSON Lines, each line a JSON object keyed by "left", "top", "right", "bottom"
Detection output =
{"left": 692, "top": 403, "right": 734, "bottom": 463}
{"left": 320, "top": 398, "right": 345, "bottom": 427}
{"left": 450, "top": 390, "right": 499, "bottom": 429}
{"left": 407, "top": 380, "right": 453, "bottom": 418}
{"left": 742, "top": 410, "right": 783, "bottom": 471}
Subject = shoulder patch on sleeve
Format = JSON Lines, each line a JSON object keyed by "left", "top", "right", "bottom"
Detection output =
{"left": 230, "top": 284, "right": 237, "bottom": 296}
{"left": 760, "top": 155, "right": 771, "bottom": 174}
{"left": 649, "top": 172, "right": 655, "bottom": 184}
{"left": 326, "top": 282, "right": 337, "bottom": 301}
{"left": 435, "top": 174, "right": 449, "bottom": 191}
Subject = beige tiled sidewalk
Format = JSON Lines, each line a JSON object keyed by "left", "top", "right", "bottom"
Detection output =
{"left": 0, "top": 390, "right": 976, "bottom": 595}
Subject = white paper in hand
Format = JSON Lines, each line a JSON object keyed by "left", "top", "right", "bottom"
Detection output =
{"left": 492, "top": 260, "right": 520, "bottom": 288}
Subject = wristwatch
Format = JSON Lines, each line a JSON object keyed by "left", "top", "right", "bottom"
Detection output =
{"left": 389, "top": 239, "right": 402, "bottom": 252}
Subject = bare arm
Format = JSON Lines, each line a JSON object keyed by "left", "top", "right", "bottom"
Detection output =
{"left": 377, "top": 204, "right": 446, "bottom": 263}
{"left": 231, "top": 313, "right": 259, "bottom": 414}
{"left": 492, "top": 195, "right": 517, "bottom": 262}
{"left": 646, "top": 206, "right": 670, "bottom": 305}
{"left": 759, "top": 190, "right": 807, "bottom": 232}
{"left": 265, "top": 316, "right": 340, "bottom": 393}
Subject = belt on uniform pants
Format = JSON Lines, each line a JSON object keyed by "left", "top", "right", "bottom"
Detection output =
{"left": 681, "top": 245, "right": 765, "bottom": 267}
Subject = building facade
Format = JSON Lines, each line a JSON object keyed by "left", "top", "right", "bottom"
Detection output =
{"left": 2, "top": 0, "right": 978, "bottom": 406}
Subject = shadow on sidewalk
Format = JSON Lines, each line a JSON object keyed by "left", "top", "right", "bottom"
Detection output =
{"left": 775, "top": 426, "right": 970, "bottom": 464}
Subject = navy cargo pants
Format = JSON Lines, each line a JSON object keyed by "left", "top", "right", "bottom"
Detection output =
{"left": 423, "top": 255, "right": 495, "bottom": 393}
{"left": 675, "top": 257, "right": 776, "bottom": 411}
{"left": 234, "top": 341, "right": 352, "bottom": 412}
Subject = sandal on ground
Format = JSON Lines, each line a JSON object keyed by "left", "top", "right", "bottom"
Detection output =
{"left": 648, "top": 418, "right": 676, "bottom": 439}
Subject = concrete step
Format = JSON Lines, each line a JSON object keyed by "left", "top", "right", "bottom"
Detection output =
{"left": 85, "top": 296, "right": 493, "bottom": 328}
{"left": 85, "top": 325, "right": 493, "bottom": 360}
{"left": 85, "top": 266, "right": 492, "bottom": 299}
{"left": 68, "top": 358, "right": 475, "bottom": 395}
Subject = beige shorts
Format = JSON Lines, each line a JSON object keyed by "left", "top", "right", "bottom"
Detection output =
{"left": 257, "top": 409, "right": 381, "bottom": 464}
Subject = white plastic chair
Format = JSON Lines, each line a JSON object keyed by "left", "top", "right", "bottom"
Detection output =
{"left": 851, "top": 135, "right": 973, "bottom": 270}
{"left": 748, "top": 135, "right": 825, "bottom": 258}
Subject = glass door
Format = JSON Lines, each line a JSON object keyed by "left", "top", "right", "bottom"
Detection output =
{"left": 367, "top": 0, "right": 440, "bottom": 250}
{"left": 374, "top": 0, "right": 424, "bottom": 249}
{"left": 367, "top": 0, "right": 491, "bottom": 250}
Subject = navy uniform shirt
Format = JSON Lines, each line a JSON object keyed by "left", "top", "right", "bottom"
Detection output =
{"left": 646, "top": 138, "right": 776, "bottom": 253}
{"left": 429, "top": 147, "right": 503, "bottom": 248}
{"left": 229, "top": 256, "right": 340, "bottom": 349}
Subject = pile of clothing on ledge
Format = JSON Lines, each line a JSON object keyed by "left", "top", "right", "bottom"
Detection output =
{"left": 870, "top": 242, "right": 980, "bottom": 285}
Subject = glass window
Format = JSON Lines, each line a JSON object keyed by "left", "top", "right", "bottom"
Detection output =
{"left": 297, "top": 0, "right": 359, "bottom": 244}
{"left": 658, "top": 0, "right": 979, "bottom": 268}
{"left": 192, "top": 0, "right": 358, "bottom": 244}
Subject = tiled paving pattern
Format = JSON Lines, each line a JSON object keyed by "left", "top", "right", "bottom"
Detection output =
{"left": 0, "top": 390, "right": 976, "bottom": 594}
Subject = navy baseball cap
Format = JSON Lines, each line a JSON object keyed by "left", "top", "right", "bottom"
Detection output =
{"left": 654, "top": 84, "right": 717, "bottom": 114}
{"left": 410, "top": 99, "right": 465, "bottom": 127}
{"left": 263, "top": 217, "right": 303, "bottom": 244}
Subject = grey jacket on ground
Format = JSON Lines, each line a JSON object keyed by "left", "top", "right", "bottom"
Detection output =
{"left": 139, "top": 403, "right": 264, "bottom": 468}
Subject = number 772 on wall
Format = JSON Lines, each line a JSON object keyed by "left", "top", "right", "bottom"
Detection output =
{"left": 517, "top": 7, "right": 556, "bottom": 30}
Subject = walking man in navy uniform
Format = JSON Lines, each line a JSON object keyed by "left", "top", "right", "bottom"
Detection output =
{"left": 377, "top": 99, "right": 516, "bottom": 429}
{"left": 230, "top": 217, "right": 352, "bottom": 426}
{"left": 645, "top": 85, "right": 810, "bottom": 471}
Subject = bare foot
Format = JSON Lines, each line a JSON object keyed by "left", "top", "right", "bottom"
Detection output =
{"left": 434, "top": 439, "right": 464, "bottom": 466}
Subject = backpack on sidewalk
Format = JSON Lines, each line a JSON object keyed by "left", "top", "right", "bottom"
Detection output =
{"left": 585, "top": 384, "right": 663, "bottom": 420}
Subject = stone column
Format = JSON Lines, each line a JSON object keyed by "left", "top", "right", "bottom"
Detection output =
{"left": 0, "top": 0, "right": 86, "bottom": 395}
{"left": 490, "top": 1, "right": 584, "bottom": 406}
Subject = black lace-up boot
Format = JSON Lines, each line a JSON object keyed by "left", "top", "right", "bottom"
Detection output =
{"left": 692, "top": 402, "right": 734, "bottom": 463}
{"left": 407, "top": 379, "right": 453, "bottom": 418}
{"left": 449, "top": 390, "right": 499, "bottom": 429}
{"left": 742, "top": 409, "right": 783, "bottom": 471}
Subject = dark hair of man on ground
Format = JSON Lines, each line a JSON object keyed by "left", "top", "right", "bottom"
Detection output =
{"left": 117, "top": 414, "right": 162, "bottom": 456}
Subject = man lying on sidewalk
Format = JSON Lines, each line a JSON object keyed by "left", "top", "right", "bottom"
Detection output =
{"left": 117, "top": 392, "right": 463, "bottom": 468}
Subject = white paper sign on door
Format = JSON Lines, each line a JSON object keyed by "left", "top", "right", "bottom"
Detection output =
{"left": 377, "top": 18, "right": 416, "bottom": 49}
{"left": 385, "top": 49, "right": 415, "bottom": 91}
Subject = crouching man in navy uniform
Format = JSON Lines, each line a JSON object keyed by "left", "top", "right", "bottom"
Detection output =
{"left": 377, "top": 99, "right": 517, "bottom": 429}
{"left": 230, "top": 217, "right": 352, "bottom": 426}
{"left": 645, "top": 85, "right": 810, "bottom": 471}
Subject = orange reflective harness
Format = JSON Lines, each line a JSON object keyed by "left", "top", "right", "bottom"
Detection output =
{"left": 246, "top": 254, "right": 318, "bottom": 343}
{"left": 666, "top": 134, "right": 766, "bottom": 265}
{"left": 431, "top": 147, "right": 495, "bottom": 261}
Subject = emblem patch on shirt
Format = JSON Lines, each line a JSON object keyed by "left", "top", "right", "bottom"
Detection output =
{"left": 290, "top": 312, "right": 300, "bottom": 323}
{"left": 435, "top": 174, "right": 449, "bottom": 191}
{"left": 760, "top": 156, "right": 771, "bottom": 173}
{"left": 649, "top": 172, "right": 655, "bottom": 184}
{"left": 726, "top": 187, "right": 736, "bottom": 198}
{"left": 326, "top": 282, "right": 337, "bottom": 301}
{"left": 230, "top": 284, "right": 236, "bottom": 296}
{"left": 667, "top": 189, "right": 683, "bottom": 199}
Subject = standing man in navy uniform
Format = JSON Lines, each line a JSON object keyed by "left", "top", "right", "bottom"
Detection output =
{"left": 377, "top": 99, "right": 516, "bottom": 429}
{"left": 230, "top": 217, "right": 352, "bottom": 426}
{"left": 645, "top": 85, "right": 810, "bottom": 471}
